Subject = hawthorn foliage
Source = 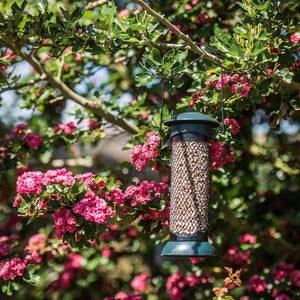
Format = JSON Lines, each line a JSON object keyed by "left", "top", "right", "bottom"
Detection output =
{"left": 0, "top": 0, "right": 299, "bottom": 299}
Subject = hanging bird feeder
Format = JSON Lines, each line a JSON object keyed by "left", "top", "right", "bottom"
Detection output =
{"left": 161, "top": 112, "right": 219, "bottom": 257}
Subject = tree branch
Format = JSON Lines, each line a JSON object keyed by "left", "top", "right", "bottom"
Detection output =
{"left": 6, "top": 45, "right": 139, "bottom": 135}
{"left": 131, "top": 0, "right": 221, "bottom": 66}
{"left": 0, "top": 78, "right": 42, "bottom": 94}
{"left": 85, "top": 0, "right": 111, "bottom": 10}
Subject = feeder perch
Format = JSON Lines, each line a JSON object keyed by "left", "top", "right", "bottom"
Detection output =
{"left": 161, "top": 112, "right": 219, "bottom": 257}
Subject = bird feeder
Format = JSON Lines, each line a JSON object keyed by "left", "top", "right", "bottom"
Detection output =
{"left": 161, "top": 112, "right": 219, "bottom": 257}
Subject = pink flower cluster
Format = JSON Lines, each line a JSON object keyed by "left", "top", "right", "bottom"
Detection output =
{"left": 21, "top": 132, "right": 43, "bottom": 148}
{"left": 224, "top": 118, "right": 240, "bottom": 134}
{"left": 290, "top": 33, "right": 300, "bottom": 43}
{"left": 0, "top": 257, "right": 27, "bottom": 280}
{"left": 25, "top": 233, "right": 46, "bottom": 263}
{"left": 166, "top": 271, "right": 214, "bottom": 300}
{"left": 130, "top": 273, "right": 151, "bottom": 292}
{"left": 8, "top": 123, "right": 43, "bottom": 149}
{"left": 42, "top": 168, "right": 75, "bottom": 186}
{"left": 49, "top": 253, "right": 84, "bottom": 292}
{"left": 206, "top": 74, "right": 251, "bottom": 98}
{"left": 130, "top": 132, "right": 160, "bottom": 171}
{"left": 226, "top": 246, "right": 251, "bottom": 268}
{"left": 53, "top": 122, "right": 77, "bottom": 135}
{"left": 239, "top": 233, "right": 257, "bottom": 244}
{"left": 210, "top": 141, "right": 235, "bottom": 169}
{"left": 104, "top": 292, "right": 142, "bottom": 300}
{"left": 73, "top": 191, "right": 113, "bottom": 224}
{"left": 196, "top": 12, "right": 212, "bottom": 24}
{"left": 16, "top": 171, "right": 44, "bottom": 195}
{"left": 54, "top": 207, "right": 77, "bottom": 239}
{"left": 189, "top": 90, "right": 205, "bottom": 107}
{"left": 123, "top": 180, "right": 169, "bottom": 207}
{"left": 246, "top": 275, "right": 267, "bottom": 294}
{"left": 86, "top": 119, "right": 100, "bottom": 128}
{"left": 0, "top": 241, "right": 9, "bottom": 257}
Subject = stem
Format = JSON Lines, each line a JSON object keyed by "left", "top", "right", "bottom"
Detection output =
{"left": 132, "top": 0, "right": 221, "bottom": 65}
{"left": 85, "top": 0, "right": 111, "bottom": 10}
{"left": 6, "top": 43, "right": 139, "bottom": 135}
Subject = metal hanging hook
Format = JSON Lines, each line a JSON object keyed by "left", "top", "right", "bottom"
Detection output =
{"left": 159, "top": 43, "right": 225, "bottom": 134}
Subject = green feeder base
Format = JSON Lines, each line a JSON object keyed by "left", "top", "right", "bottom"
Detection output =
{"left": 161, "top": 241, "right": 216, "bottom": 257}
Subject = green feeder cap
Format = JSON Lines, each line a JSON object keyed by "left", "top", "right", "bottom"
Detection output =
{"left": 161, "top": 241, "right": 216, "bottom": 257}
{"left": 165, "top": 112, "right": 219, "bottom": 139}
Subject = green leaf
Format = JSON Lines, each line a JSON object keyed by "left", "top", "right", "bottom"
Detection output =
{"left": 233, "top": 26, "right": 249, "bottom": 39}
{"left": 135, "top": 72, "right": 155, "bottom": 87}
{"left": 47, "top": 200, "right": 61, "bottom": 210}
{"left": 212, "top": 32, "right": 241, "bottom": 57}
{"left": 71, "top": 182, "right": 85, "bottom": 195}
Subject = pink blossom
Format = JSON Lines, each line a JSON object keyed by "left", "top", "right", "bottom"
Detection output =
{"left": 42, "top": 54, "right": 50, "bottom": 62}
{"left": 206, "top": 79, "right": 214, "bottom": 89}
{"left": 196, "top": 12, "right": 211, "bottom": 24}
{"left": 239, "top": 76, "right": 248, "bottom": 84}
{"left": 54, "top": 207, "right": 77, "bottom": 239}
{"left": 226, "top": 246, "right": 251, "bottom": 267}
{"left": 42, "top": 168, "right": 75, "bottom": 186}
{"left": 210, "top": 141, "right": 226, "bottom": 160}
{"left": 13, "top": 195, "right": 23, "bottom": 207}
{"left": 118, "top": 9, "right": 129, "bottom": 18}
{"left": 275, "top": 295, "right": 291, "bottom": 300}
{"left": 75, "top": 54, "right": 83, "bottom": 61}
{"left": 185, "top": 4, "right": 192, "bottom": 10}
{"left": 0, "top": 242, "right": 9, "bottom": 257}
{"left": 21, "top": 132, "right": 43, "bottom": 148}
{"left": 4, "top": 49, "right": 17, "bottom": 59}
{"left": 267, "top": 68, "right": 273, "bottom": 74}
{"left": 128, "top": 99, "right": 137, "bottom": 105}
{"left": 290, "top": 33, "right": 300, "bottom": 43}
{"left": 191, "top": 0, "right": 198, "bottom": 4}
{"left": 101, "top": 248, "right": 112, "bottom": 258}
{"left": 229, "top": 84, "right": 238, "bottom": 94}
{"left": 13, "top": 124, "right": 28, "bottom": 136}
{"left": 170, "top": 287, "right": 184, "bottom": 300}
{"left": 74, "top": 172, "right": 95, "bottom": 189}
{"left": 239, "top": 233, "right": 256, "bottom": 244}
{"left": 240, "top": 83, "right": 251, "bottom": 98}
{"left": 0, "top": 257, "right": 27, "bottom": 280}
{"left": 106, "top": 188, "right": 124, "bottom": 205}
{"left": 188, "top": 100, "right": 195, "bottom": 107}
{"left": 16, "top": 171, "right": 43, "bottom": 195}
{"left": 87, "top": 119, "right": 100, "bottom": 128}
{"left": 131, "top": 273, "right": 151, "bottom": 292}
{"left": 115, "top": 291, "right": 128, "bottom": 299}
{"left": 169, "top": 24, "right": 181, "bottom": 34}
{"left": 224, "top": 118, "right": 240, "bottom": 134}
{"left": 73, "top": 191, "right": 112, "bottom": 224}
{"left": 247, "top": 275, "right": 267, "bottom": 294}
{"left": 141, "top": 113, "right": 149, "bottom": 120}
{"left": 53, "top": 122, "right": 77, "bottom": 135}
{"left": 77, "top": 28, "right": 83, "bottom": 35}
{"left": 130, "top": 132, "right": 160, "bottom": 171}
{"left": 290, "top": 270, "right": 300, "bottom": 287}
{"left": 231, "top": 74, "right": 239, "bottom": 82}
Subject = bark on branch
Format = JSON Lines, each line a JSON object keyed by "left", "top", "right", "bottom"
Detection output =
{"left": 131, "top": 0, "right": 221, "bottom": 66}
{"left": 6, "top": 45, "right": 139, "bottom": 135}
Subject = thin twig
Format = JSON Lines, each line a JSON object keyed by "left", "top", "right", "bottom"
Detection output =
{"left": 5, "top": 42, "right": 139, "bottom": 135}
{"left": 85, "top": 0, "right": 111, "bottom": 10}
{"left": 56, "top": 54, "right": 66, "bottom": 80}
{"left": 131, "top": 0, "right": 221, "bottom": 65}
{"left": 0, "top": 78, "right": 42, "bottom": 94}
{"left": 49, "top": 96, "right": 65, "bottom": 104}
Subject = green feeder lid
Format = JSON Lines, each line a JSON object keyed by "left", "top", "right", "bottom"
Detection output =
{"left": 165, "top": 112, "right": 219, "bottom": 127}
{"left": 161, "top": 241, "right": 216, "bottom": 257}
